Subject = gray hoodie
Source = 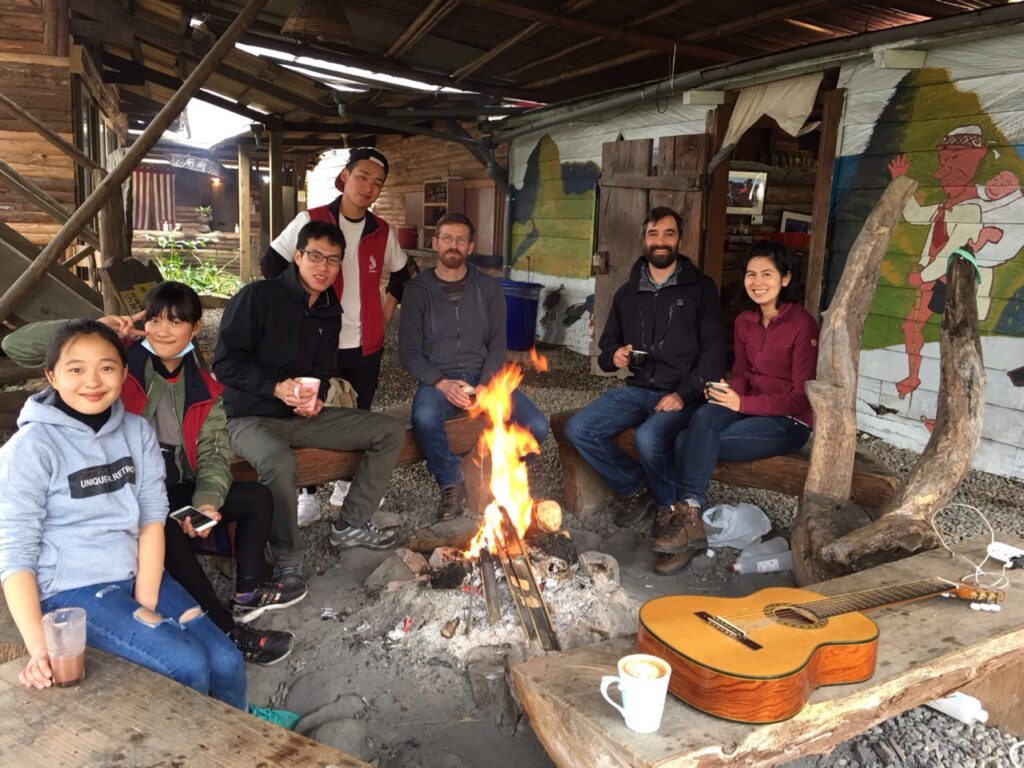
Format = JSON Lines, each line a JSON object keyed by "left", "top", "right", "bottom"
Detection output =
{"left": 0, "top": 389, "right": 167, "bottom": 599}
{"left": 398, "top": 265, "right": 506, "bottom": 385}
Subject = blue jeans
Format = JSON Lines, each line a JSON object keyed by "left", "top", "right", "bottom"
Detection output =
{"left": 41, "top": 575, "right": 246, "bottom": 710}
{"left": 563, "top": 386, "right": 699, "bottom": 508}
{"left": 675, "top": 404, "right": 812, "bottom": 507}
{"left": 410, "top": 372, "right": 549, "bottom": 489}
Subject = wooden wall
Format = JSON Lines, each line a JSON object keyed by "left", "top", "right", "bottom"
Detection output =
{"left": 0, "top": 0, "right": 74, "bottom": 247}
{"left": 373, "top": 127, "right": 507, "bottom": 255}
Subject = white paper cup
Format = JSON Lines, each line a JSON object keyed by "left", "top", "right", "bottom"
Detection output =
{"left": 600, "top": 653, "right": 671, "bottom": 733}
{"left": 294, "top": 376, "right": 320, "bottom": 409}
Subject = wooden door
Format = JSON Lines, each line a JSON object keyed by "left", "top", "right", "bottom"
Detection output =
{"left": 591, "top": 133, "right": 710, "bottom": 368}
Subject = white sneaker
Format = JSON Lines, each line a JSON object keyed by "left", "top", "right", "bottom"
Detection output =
{"left": 329, "top": 480, "right": 351, "bottom": 508}
{"left": 297, "top": 489, "right": 319, "bottom": 527}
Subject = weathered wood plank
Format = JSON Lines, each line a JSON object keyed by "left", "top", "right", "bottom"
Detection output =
{"left": 0, "top": 649, "right": 371, "bottom": 767}
{"left": 512, "top": 534, "right": 1024, "bottom": 768}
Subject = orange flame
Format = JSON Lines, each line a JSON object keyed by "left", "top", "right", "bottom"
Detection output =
{"left": 464, "top": 362, "right": 540, "bottom": 556}
{"left": 529, "top": 346, "right": 549, "bottom": 372}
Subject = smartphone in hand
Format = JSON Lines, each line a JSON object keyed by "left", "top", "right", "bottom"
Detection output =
{"left": 169, "top": 505, "right": 218, "bottom": 533}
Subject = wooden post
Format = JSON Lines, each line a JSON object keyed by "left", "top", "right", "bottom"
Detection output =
{"left": 41, "top": 0, "right": 69, "bottom": 57}
{"left": 805, "top": 89, "right": 845, "bottom": 320}
{"left": 0, "top": 0, "right": 271, "bottom": 325}
{"left": 294, "top": 154, "right": 308, "bottom": 213}
{"left": 703, "top": 103, "right": 732, "bottom": 286}
{"left": 238, "top": 144, "right": 253, "bottom": 282}
{"left": 268, "top": 129, "right": 284, "bottom": 240}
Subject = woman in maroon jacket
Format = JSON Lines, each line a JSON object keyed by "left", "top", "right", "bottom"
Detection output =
{"left": 653, "top": 241, "right": 818, "bottom": 574}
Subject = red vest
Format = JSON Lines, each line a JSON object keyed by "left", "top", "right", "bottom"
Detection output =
{"left": 308, "top": 198, "right": 390, "bottom": 355}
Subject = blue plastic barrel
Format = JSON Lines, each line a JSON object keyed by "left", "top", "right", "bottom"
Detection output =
{"left": 500, "top": 279, "right": 543, "bottom": 351}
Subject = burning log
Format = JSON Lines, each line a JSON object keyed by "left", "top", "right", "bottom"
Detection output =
{"left": 526, "top": 499, "right": 563, "bottom": 537}
{"left": 479, "top": 548, "right": 502, "bottom": 626}
{"left": 497, "top": 508, "right": 561, "bottom": 652}
{"left": 408, "top": 533, "right": 475, "bottom": 554}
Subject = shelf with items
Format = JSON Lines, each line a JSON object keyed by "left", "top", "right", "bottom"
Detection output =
{"left": 421, "top": 178, "right": 465, "bottom": 238}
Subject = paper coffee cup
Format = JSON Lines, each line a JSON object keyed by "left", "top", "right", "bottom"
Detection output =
{"left": 600, "top": 653, "right": 671, "bottom": 733}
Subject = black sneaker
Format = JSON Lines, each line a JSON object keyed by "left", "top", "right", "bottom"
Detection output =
{"left": 232, "top": 579, "right": 308, "bottom": 624}
{"left": 329, "top": 520, "right": 398, "bottom": 550}
{"left": 271, "top": 564, "right": 305, "bottom": 590}
{"left": 614, "top": 488, "right": 653, "bottom": 527}
{"left": 228, "top": 624, "right": 294, "bottom": 666}
{"left": 436, "top": 483, "right": 468, "bottom": 521}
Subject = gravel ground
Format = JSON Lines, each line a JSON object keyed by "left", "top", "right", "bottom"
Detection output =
{"left": 8, "top": 307, "right": 1020, "bottom": 767}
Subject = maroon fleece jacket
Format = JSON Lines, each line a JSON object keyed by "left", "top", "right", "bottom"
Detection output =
{"left": 730, "top": 302, "right": 819, "bottom": 427}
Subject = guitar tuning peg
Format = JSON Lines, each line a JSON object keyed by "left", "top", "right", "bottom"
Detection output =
{"left": 970, "top": 602, "right": 1001, "bottom": 612}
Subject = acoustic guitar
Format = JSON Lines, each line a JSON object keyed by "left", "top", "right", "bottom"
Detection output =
{"left": 637, "top": 578, "right": 1003, "bottom": 723}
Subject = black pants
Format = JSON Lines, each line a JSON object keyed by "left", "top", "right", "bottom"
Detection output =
{"left": 337, "top": 346, "right": 384, "bottom": 410}
{"left": 164, "top": 481, "right": 273, "bottom": 633}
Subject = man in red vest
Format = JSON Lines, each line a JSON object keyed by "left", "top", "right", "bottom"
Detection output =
{"left": 262, "top": 148, "right": 411, "bottom": 523}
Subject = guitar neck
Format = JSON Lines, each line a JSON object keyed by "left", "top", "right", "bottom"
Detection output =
{"left": 805, "top": 577, "right": 959, "bottom": 618}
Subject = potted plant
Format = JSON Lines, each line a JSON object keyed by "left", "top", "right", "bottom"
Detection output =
{"left": 195, "top": 204, "right": 213, "bottom": 233}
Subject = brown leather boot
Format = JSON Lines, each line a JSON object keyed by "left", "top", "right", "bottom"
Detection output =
{"left": 653, "top": 551, "right": 695, "bottom": 575}
{"left": 651, "top": 502, "right": 707, "bottom": 553}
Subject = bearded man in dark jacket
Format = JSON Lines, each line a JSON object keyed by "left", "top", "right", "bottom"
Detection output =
{"left": 564, "top": 207, "right": 726, "bottom": 570}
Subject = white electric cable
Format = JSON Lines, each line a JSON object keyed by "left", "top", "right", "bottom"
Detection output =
{"left": 929, "top": 503, "right": 1010, "bottom": 591}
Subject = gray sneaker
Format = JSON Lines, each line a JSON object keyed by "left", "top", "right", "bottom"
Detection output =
{"left": 271, "top": 564, "right": 305, "bottom": 589}
{"left": 329, "top": 520, "right": 398, "bottom": 550}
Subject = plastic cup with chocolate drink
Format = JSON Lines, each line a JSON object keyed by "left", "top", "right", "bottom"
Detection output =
{"left": 42, "top": 607, "right": 87, "bottom": 687}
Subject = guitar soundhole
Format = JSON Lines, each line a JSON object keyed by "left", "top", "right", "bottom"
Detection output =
{"left": 766, "top": 603, "right": 828, "bottom": 629}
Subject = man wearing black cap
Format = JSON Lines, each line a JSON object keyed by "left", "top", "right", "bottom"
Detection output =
{"left": 262, "top": 148, "right": 411, "bottom": 523}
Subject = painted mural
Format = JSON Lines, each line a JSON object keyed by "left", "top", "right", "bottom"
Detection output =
{"left": 832, "top": 55, "right": 1024, "bottom": 479}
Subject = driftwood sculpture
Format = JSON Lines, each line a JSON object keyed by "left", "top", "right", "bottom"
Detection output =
{"left": 792, "top": 174, "right": 986, "bottom": 584}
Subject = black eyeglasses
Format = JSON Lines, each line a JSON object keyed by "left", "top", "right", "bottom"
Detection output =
{"left": 300, "top": 249, "right": 342, "bottom": 266}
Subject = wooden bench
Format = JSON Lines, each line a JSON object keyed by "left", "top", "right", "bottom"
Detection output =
{"left": 0, "top": 648, "right": 370, "bottom": 767}
{"left": 550, "top": 410, "right": 897, "bottom": 515}
{"left": 230, "top": 406, "right": 486, "bottom": 488}
{"left": 512, "top": 533, "right": 1024, "bottom": 768}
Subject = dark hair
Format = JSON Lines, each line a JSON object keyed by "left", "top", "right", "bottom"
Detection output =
{"left": 296, "top": 220, "right": 345, "bottom": 253}
{"left": 44, "top": 318, "right": 127, "bottom": 371}
{"left": 641, "top": 206, "right": 684, "bottom": 236}
{"left": 743, "top": 240, "right": 802, "bottom": 308}
{"left": 142, "top": 281, "right": 202, "bottom": 324}
{"left": 434, "top": 212, "right": 476, "bottom": 241}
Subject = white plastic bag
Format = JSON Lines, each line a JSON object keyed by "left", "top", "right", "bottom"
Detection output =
{"left": 701, "top": 503, "right": 771, "bottom": 549}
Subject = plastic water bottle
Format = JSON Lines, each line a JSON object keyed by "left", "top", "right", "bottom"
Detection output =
{"left": 733, "top": 538, "right": 793, "bottom": 574}
{"left": 924, "top": 692, "right": 989, "bottom": 725}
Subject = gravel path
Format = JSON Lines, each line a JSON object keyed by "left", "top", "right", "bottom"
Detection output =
{"left": 199, "top": 306, "right": 1024, "bottom": 767}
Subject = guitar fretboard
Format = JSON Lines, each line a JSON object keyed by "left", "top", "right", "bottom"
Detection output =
{"left": 800, "top": 577, "right": 957, "bottom": 618}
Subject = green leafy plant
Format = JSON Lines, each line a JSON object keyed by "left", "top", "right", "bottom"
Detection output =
{"left": 145, "top": 234, "right": 245, "bottom": 296}
{"left": 194, "top": 205, "right": 212, "bottom": 216}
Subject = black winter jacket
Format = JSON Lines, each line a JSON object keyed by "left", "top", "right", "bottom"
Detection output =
{"left": 598, "top": 254, "right": 726, "bottom": 405}
{"left": 213, "top": 264, "right": 341, "bottom": 418}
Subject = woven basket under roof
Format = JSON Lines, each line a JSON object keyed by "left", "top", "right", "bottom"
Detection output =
{"left": 280, "top": 0, "right": 353, "bottom": 42}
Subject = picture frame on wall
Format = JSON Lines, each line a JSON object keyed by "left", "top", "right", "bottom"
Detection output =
{"left": 780, "top": 210, "right": 812, "bottom": 234}
{"left": 726, "top": 171, "right": 767, "bottom": 216}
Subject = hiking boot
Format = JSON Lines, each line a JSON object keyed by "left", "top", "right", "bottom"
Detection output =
{"left": 436, "top": 483, "right": 468, "bottom": 521}
{"left": 228, "top": 624, "right": 294, "bottom": 666}
{"left": 232, "top": 579, "right": 308, "bottom": 624}
{"left": 297, "top": 488, "right": 319, "bottom": 527}
{"left": 271, "top": 564, "right": 306, "bottom": 590}
{"left": 651, "top": 502, "right": 707, "bottom": 553}
{"left": 653, "top": 551, "right": 696, "bottom": 576}
{"left": 329, "top": 480, "right": 351, "bottom": 507}
{"left": 614, "top": 488, "right": 653, "bottom": 527}
{"left": 651, "top": 506, "right": 673, "bottom": 538}
{"left": 330, "top": 520, "right": 398, "bottom": 550}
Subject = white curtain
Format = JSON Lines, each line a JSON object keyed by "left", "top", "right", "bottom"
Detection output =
{"left": 131, "top": 168, "right": 175, "bottom": 230}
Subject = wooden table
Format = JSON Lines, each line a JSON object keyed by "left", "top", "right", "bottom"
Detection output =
{"left": 0, "top": 648, "right": 369, "bottom": 767}
{"left": 512, "top": 534, "right": 1024, "bottom": 767}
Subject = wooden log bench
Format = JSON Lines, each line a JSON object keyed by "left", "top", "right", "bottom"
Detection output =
{"left": 512, "top": 533, "right": 1024, "bottom": 768}
{"left": 550, "top": 409, "right": 897, "bottom": 515}
{"left": 0, "top": 648, "right": 371, "bottom": 767}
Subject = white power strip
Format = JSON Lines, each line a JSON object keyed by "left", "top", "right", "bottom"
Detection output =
{"left": 987, "top": 541, "right": 1024, "bottom": 564}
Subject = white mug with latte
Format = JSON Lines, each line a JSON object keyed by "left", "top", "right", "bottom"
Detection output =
{"left": 600, "top": 653, "right": 671, "bottom": 733}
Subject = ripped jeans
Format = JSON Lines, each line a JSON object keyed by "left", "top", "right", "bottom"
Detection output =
{"left": 40, "top": 575, "right": 246, "bottom": 709}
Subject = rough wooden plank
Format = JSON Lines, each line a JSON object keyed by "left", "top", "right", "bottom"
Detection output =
{"left": 0, "top": 649, "right": 371, "bottom": 767}
{"left": 960, "top": 657, "right": 1024, "bottom": 738}
{"left": 805, "top": 88, "right": 844, "bottom": 319}
{"left": 230, "top": 409, "right": 486, "bottom": 487}
{"left": 549, "top": 410, "right": 896, "bottom": 515}
{"left": 512, "top": 534, "right": 1024, "bottom": 768}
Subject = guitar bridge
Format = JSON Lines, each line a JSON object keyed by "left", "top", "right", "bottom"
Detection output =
{"left": 695, "top": 611, "right": 762, "bottom": 650}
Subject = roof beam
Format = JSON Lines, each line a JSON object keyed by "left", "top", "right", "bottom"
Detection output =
{"left": 887, "top": 0, "right": 962, "bottom": 19}
{"left": 460, "top": 0, "right": 736, "bottom": 62}
{"left": 385, "top": 0, "right": 460, "bottom": 58}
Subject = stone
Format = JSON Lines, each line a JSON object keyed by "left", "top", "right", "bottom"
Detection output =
{"left": 296, "top": 694, "right": 368, "bottom": 736}
{"left": 580, "top": 550, "right": 620, "bottom": 588}
{"left": 284, "top": 672, "right": 339, "bottom": 714}
{"left": 309, "top": 718, "right": 371, "bottom": 761}
{"left": 429, "top": 546, "right": 465, "bottom": 570}
{"left": 365, "top": 553, "right": 417, "bottom": 589}
{"left": 395, "top": 547, "right": 430, "bottom": 575}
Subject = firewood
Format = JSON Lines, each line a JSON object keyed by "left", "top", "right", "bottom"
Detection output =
{"left": 407, "top": 533, "right": 474, "bottom": 554}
